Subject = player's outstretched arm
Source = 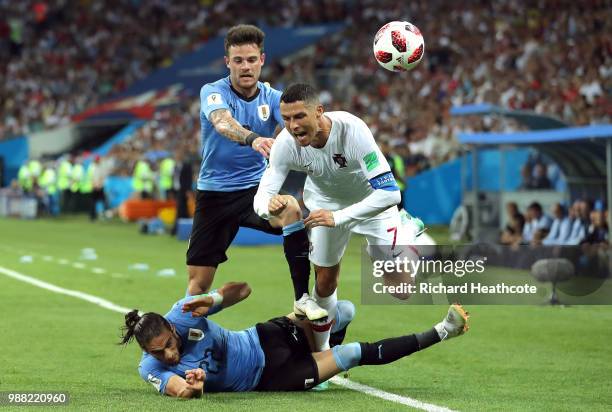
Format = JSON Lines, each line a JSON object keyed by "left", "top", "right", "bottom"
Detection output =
{"left": 182, "top": 282, "right": 252, "bottom": 317}
{"left": 209, "top": 109, "right": 274, "bottom": 157}
{"left": 164, "top": 369, "right": 205, "bottom": 398}
{"left": 253, "top": 137, "right": 292, "bottom": 219}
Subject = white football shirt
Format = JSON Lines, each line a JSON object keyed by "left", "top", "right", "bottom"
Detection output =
{"left": 255, "top": 111, "right": 396, "bottom": 225}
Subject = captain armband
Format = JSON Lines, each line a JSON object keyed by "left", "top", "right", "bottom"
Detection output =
{"left": 369, "top": 172, "right": 400, "bottom": 191}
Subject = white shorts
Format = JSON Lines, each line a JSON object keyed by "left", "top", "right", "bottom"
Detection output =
{"left": 309, "top": 207, "right": 418, "bottom": 267}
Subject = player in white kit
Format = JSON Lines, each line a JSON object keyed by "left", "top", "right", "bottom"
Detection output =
{"left": 254, "top": 83, "right": 420, "bottom": 356}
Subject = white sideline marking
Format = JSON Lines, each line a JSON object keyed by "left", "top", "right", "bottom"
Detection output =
{"left": 0, "top": 266, "right": 131, "bottom": 314}
{"left": 91, "top": 268, "right": 107, "bottom": 274}
{"left": 57, "top": 259, "right": 69, "bottom": 265}
{"left": 0, "top": 266, "right": 456, "bottom": 411}
{"left": 72, "top": 262, "right": 86, "bottom": 269}
{"left": 330, "top": 376, "right": 457, "bottom": 412}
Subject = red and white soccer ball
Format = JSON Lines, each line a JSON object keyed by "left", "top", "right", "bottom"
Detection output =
{"left": 373, "top": 21, "right": 425, "bottom": 72}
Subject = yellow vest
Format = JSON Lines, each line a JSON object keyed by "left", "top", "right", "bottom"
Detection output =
{"left": 133, "top": 160, "right": 153, "bottom": 192}
{"left": 57, "top": 160, "right": 72, "bottom": 190}
{"left": 71, "top": 164, "right": 84, "bottom": 192}
{"left": 159, "top": 158, "right": 175, "bottom": 191}
{"left": 40, "top": 168, "right": 57, "bottom": 194}
{"left": 18, "top": 164, "right": 32, "bottom": 190}
{"left": 80, "top": 163, "right": 94, "bottom": 194}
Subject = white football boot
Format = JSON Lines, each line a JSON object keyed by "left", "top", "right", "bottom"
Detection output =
{"left": 434, "top": 304, "right": 470, "bottom": 340}
{"left": 294, "top": 293, "right": 328, "bottom": 321}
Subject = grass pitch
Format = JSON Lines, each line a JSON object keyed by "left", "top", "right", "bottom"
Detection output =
{"left": 1, "top": 216, "right": 611, "bottom": 411}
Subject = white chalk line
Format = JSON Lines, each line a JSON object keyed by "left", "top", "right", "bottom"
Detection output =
{"left": 2, "top": 247, "right": 126, "bottom": 279}
{"left": 0, "top": 265, "right": 457, "bottom": 411}
{"left": 0, "top": 265, "right": 131, "bottom": 314}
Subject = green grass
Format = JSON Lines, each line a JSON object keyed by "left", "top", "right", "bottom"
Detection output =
{"left": 1, "top": 216, "right": 611, "bottom": 411}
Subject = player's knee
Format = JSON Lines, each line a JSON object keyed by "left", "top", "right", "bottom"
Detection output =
{"left": 336, "top": 300, "right": 356, "bottom": 323}
{"left": 332, "top": 342, "right": 362, "bottom": 371}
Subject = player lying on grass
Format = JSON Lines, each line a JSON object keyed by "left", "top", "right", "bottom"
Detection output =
{"left": 119, "top": 282, "right": 469, "bottom": 398}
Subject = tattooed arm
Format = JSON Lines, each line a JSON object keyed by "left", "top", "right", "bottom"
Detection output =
{"left": 209, "top": 109, "right": 274, "bottom": 157}
{"left": 209, "top": 108, "right": 251, "bottom": 144}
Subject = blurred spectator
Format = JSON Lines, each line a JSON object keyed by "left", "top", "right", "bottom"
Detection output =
{"left": 520, "top": 161, "right": 554, "bottom": 190}
{"left": 531, "top": 163, "right": 552, "bottom": 189}
{"left": 542, "top": 203, "right": 572, "bottom": 245}
{"left": 583, "top": 210, "right": 608, "bottom": 244}
{"left": 500, "top": 201, "right": 525, "bottom": 245}
{"left": 171, "top": 148, "right": 196, "bottom": 236}
{"left": 522, "top": 201, "right": 552, "bottom": 244}
{"left": 566, "top": 201, "right": 588, "bottom": 245}
{"left": 90, "top": 155, "right": 108, "bottom": 220}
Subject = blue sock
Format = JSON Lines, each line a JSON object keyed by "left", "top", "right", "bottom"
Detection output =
{"left": 332, "top": 342, "right": 362, "bottom": 371}
{"left": 282, "top": 220, "right": 305, "bottom": 236}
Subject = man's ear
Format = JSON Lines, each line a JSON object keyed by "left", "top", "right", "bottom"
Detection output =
{"left": 260, "top": 52, "right": 266, "bottom": 66}
{"left": 224, "top": 55, "right": 230, "bottom": 69}
{"left": 316, "top": 104, "right": 324, "bottom": 118}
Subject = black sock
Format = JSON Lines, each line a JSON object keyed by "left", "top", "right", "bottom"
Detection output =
{"left": 283, "top": 228, "right": 310, "bottom": 300}
{"left": 358, "top": 332, "right": 437, "bottom": 366}
{"left": 330, "top": 325, "right": 349, "bottom": 347}
{"left": 415, "top": 328, "right": 441, "bottom": 350}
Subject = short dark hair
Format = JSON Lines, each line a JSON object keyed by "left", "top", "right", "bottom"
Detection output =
{"left": 280, "top": 83, "right": 319, "bottom": 105}
{"left": 119, "top": 309, "right": 171, "bottom": 349}
{"left": 224, "top": 24, "right": 265, "bottom": 54}
{"left": 528, "top": 202, "right": 543, "bottom": 213}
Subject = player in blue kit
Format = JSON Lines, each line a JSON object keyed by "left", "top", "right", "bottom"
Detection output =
{"left": 187, "top": 24, "right": 325, "bottom": 321}
{"left": 121, "top": 282, "right": 470, "bottom": 398}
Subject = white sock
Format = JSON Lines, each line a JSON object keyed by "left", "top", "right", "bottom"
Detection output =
{"left": 311, "top": 287, "right": 337, "bottom": 351}
{"left": 434, "top": 322, "right": 448, "bottom": 340}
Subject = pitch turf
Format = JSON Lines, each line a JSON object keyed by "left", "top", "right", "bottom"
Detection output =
{"left": 1, "top": 216, "right": 611, "bottom": 411}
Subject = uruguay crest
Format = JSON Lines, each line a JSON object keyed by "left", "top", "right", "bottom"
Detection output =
{"left": 258, "top": 104, "right": 270, "bottom": 121}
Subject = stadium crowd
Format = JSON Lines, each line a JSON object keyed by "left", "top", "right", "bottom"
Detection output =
{"left": 0, "top": 0, "right": 347, "bottom": 139}
{"left": 501, "top": 199, "right": 608, "bottom": 247}
{"left": 265, "top": 0, "right": 610, "bottom": 172}
{"left": 1, "top": 1, "right": 610, "bottom": 241}
{"left": 2, "top": 1, "right": 609, "bottom": 156}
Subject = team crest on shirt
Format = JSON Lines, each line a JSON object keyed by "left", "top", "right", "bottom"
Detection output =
{"left": 332, "top": 153, "right": 348, "bottom": 168}
{"left": 257, "top": 104, "right": 270, "bottom": 121}
{"left": 188, "top": 328, "right": 205, "bottom": 341}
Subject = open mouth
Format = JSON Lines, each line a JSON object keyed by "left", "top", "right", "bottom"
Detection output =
{"left": 294, "top": 131, "right": 308, "bottom": 138}
{"left": 240, "top": 74, "right": 253, "bottom": 78}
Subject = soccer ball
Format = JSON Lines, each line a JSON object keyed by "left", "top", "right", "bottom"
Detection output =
{"left": 373, "top": 21, "right": 425, "bottom": 72}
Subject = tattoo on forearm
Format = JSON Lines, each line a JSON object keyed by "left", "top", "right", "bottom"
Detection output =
{"left": 209, "top": 109, "right": 251, "bottom": 144}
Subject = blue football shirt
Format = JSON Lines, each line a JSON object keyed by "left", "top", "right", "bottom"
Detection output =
{"left": 138, "top": 296, "right": 265, "bottom": 393}
{"left": 198, "top": 76, "right": 283, "bottom": 191}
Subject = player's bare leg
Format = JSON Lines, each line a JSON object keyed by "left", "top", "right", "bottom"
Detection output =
{"left": 188, "top": 265, "right": 217, "bottom": 295}
{"left": 270, "top": 195, "right": 327, "bottom": 321}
